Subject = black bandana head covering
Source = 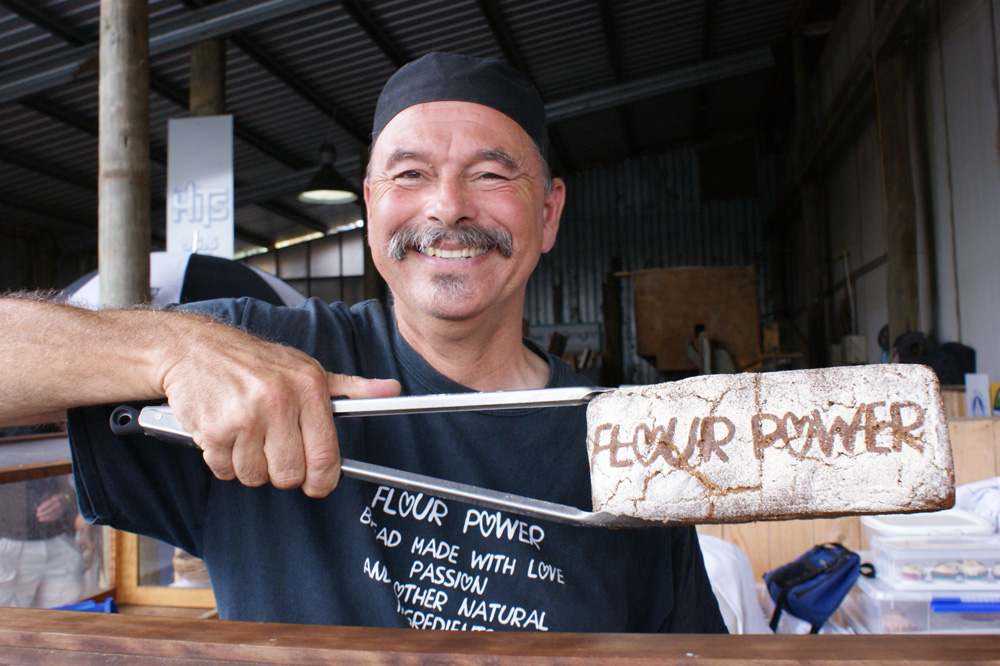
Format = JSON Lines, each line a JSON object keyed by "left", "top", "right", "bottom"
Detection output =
{"left": 371, "top": 52, "right": 548, "bottom": 157}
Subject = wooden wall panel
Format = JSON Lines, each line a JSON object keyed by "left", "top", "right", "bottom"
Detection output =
{"left": 949, "top": 419, "right": 997, "bottom": 485}
{"left": 724, "top": 522, "right": 771, "bottom": 581}
{"left": 769, "top": 519, "right": 815, "bottom": 576}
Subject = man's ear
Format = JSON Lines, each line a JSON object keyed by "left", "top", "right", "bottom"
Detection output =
{"left": 541, "top": 177, "right": 565, "bottom": 254}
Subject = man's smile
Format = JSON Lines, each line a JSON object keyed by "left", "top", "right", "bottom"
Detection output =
{"left": 417, "top": 246, "right": 489, "bottom": 259}
{"left": 385, "top": 224, "right": 514, "bottom": 261}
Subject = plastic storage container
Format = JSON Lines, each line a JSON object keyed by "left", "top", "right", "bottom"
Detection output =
{"left": 868, "top": 534, "right": 1000, "bottom": 590}
{"left": 861, "top": 509, "right": 995, "bottom": 544}
{"left": 843, "top": 575, "right": 1000, "bottom": 634}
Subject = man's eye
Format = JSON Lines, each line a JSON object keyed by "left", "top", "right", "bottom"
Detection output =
{"left": 479, "top": 172, "right": 508, "bottom": 180}
{"left": 395, "top": 170, "right": 422, "bottom": 180}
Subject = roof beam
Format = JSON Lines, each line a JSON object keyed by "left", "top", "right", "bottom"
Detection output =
{"left": 7, "top": 1, "right": 317, "bottom": 234}
{"left": 341, "top": 0, "right": 408, "bottom": 69}
{"left": 595, "top": 0, "right": 636, "bottom": 154}
{"left": 0, "top": 143, "right": 95, "bottom": 191}
{"left": 254, "top": 201, "right": 330, "bottom": 235}
{"left": 22, "top": 96, "right": 170, "bottom": 163}
{"left": 144, "top": 74, "right": 309, "bottom": 169}
{"left": 0, "top": 0, "right": 330, "bottom": 104}
{"left": 475, "top": 0, "right": 531, "bottom": 78}
{"left": 19, "top": 92, "right": 322, "bottom": 238}
{"left": 597, "top": 0, "right": 625, "bottom": 81}
{"left": 694, "top": 0, "right": 719, "bottom": 140}
{"left": 5, "top": 0, "right": 356, "bottom": 165}
{"left": 2, "top": 0, "right": 311, "bottom": 169}
{"left": 226, "top": 34, "right": 368, "bottom": 145}
{"left": 178, "top": 0, "right": 369, "bottom": 144}
{"left": 0, "top": 192, "right": 92, "bottom": 228}
{"left": 0, "top": 0, "right": 89, "bottom": 44}
{"left": 545, "top": 47, "right": 775, "bottom": 123}
{"left": 231, "top": 227, "right": 276, "bottom": 250}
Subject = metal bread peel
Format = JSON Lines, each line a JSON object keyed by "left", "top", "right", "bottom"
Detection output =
{"left": 109, "top": 387, "right": 656, "bottom": 528}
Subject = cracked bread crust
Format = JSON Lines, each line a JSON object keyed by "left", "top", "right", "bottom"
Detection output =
{"left": 586, "top": 364, "right": 954, "bottom": 523}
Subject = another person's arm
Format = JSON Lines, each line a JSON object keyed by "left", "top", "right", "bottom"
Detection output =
{"left": 0, "top": 295, "right": 398, "bottom": 497}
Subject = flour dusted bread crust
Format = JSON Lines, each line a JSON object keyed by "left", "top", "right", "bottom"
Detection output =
{"left": 586, "top": 365, "right": 954, "bottom": 523}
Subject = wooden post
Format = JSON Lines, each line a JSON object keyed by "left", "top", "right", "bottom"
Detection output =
{"left": 99, "top": 0, "right": 150, "bottom": 307}
{"left": 189, "top": 38, "right": 226, "bottom": 117}
{"left": 876, "top": 48, "right": 919, "bottom": 346}
{"left": 601, "top": 257, "right": 624, "bottom": 387}
{"left": 800, "top": 180, "right": 828, "bottom": 367}
{"left": 792, "top": 36, "right": 828, "bottom": 367}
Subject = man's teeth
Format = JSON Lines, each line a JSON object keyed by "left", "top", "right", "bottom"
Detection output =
{"left": 418, "top": 246, "right": 487, "bottom": 259}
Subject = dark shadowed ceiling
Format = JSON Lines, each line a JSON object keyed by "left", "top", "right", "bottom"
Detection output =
{"left": 0, "top": 0, "right": 840, "bottom": 257}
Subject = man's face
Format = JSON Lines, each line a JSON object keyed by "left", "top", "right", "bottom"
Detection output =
{"left": 364, "top": 101, "right": 564, "bottom": 323}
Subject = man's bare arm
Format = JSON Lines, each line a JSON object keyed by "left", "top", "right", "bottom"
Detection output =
{"left": 0, "top": 295, "right": 399, "bottom": 496}
{"left": 0, "top": 295, "right": 169, "bottom": 424}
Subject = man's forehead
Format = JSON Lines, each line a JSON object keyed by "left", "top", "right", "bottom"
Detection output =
{"left": 372, "top": 101, "right": 536, "bottom": 160}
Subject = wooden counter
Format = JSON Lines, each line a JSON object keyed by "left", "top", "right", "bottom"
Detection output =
{"left": 0, "top": 608, "right": 997, "bottom": 665}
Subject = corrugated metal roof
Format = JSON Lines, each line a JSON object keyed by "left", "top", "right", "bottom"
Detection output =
{"left": 0, "top": 0, "right": 812, "bottom": 257}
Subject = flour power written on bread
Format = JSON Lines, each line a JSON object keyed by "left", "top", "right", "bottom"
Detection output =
{"left": 586, "top": 364, "right": 954, "bottom": 523}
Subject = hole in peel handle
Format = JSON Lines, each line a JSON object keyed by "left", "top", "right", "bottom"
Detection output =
{"left": 110, "top": 405, "right": 144, "bottom": 436}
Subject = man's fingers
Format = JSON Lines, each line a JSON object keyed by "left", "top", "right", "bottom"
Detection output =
{"left": 299, "top": 393, "right": 341, "bottom": 498}
{"left": 197, "top": 427, "right": 238, "bottom": 482}
{"left": 328, "top": 373, "right": 401, "bottom": 399}
{"left": 175, "top": 368, "right": 390, "bottom": 495}
{"left": 229, "top": 428, "right": 270, "bottom": 487}
{"left": 262, "top": 406, "right": 307, "bottom": 490}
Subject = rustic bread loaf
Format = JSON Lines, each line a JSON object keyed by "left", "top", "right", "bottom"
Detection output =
{"left": 586, "top": 365, "right": 954, "bottom": 523}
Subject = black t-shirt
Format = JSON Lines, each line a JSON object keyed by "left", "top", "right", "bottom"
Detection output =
{"left": 68, "top": 298, "right": 726, "bottom": 633}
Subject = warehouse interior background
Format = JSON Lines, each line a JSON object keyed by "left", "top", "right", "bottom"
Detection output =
{"left": 1, "top": 0, "right": 998, "bottom": 390}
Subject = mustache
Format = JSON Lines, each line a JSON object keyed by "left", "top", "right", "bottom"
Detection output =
{"left": 384, "top": 225, "right": 514, "bottom": 261}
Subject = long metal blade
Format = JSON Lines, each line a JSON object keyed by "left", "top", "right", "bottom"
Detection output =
{"left": 329, "top": 386, "right": 607, "bottom": 417}
{"left": 112, "top": 396, "right": 658, "bottom": 528}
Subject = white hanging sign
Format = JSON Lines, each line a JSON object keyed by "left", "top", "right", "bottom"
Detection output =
{"left": 166, "top": 115, "right": 234, "bottom": 258}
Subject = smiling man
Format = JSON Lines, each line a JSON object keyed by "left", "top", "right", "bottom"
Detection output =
{"left": 0, "top": 53, "right": 726, "bottom": 633}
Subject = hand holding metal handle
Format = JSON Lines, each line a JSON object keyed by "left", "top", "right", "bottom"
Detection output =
{"left": 108, "top": 388, "right": 657, "bottom": 528}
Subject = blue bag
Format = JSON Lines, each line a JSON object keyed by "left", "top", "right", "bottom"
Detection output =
{"left": 52, "top": 597, "right": 119, "bottom": 613}
{"left": 764, "top": 542, "right": 872, "bottom": 633}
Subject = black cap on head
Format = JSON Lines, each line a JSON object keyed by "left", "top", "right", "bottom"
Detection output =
{"left": 371, "top": 52, "right": 548, "bottom": 157}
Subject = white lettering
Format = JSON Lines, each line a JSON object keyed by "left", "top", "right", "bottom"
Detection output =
{"left": 375, "top": 527, "right": 401, "bottom": 548}
{"left": 359, "top": 505, "right": 375, "bottom": 526}
{"left": 456, "top": 597, "right": 548, "bottom": 631}
{"left": 469, "top": 550, "right": 517, "bottom": 575}
{"left": 363, "top": 558, "right": 391, "bottom": 583}
{"left": 371, "top": 486, "right": 449, "bottom": 525}
{"left": 407, "top": 559, "right": 489, "bottom": 595}
{"left": 392, "top": 582, "right": 449, "bottom": 612}
{"left": 462, "top": 510, "right": 545, "bottom": 550}
{"left": 371, "top": 486, "right": 396, "bottom": 515}
{"left": 527, "top": 558, "right": 565, "bottom": 584}
{"left": 410, "top": 536, "right": 460, "bottom": 563}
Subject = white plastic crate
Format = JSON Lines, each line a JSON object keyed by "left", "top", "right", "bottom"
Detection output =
{"left": 843, "top": 576, "right": 1000, "bottom": 634}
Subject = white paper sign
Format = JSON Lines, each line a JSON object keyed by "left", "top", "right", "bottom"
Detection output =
{"left": 965, "top": 373, "right": 991, "bottom": 418}
{"left": 167, "top": 116, "right": 234, "bottom": 258}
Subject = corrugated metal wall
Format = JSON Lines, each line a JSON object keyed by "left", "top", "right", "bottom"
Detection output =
{"left": 525, "top": 142, "right": 781, "bottom": 385}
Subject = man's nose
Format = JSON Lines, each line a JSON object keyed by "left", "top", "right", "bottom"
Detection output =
{"left": 426, "top": 177, "right": 476, "bottom": 226}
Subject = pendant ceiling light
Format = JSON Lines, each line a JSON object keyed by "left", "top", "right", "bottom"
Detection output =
{"left": 298, "top": 141, "right": 358, "bottom": 204}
